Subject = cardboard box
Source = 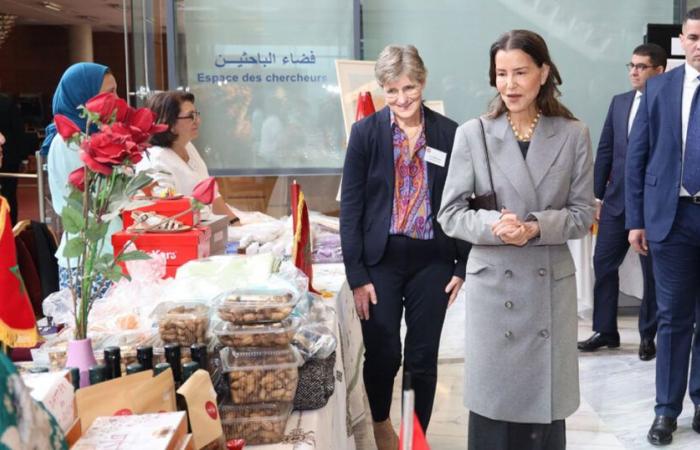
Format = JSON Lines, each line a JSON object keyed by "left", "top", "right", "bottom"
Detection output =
{"left": 122, "top": 197, "right": 200, "bottom": 228}
{"left": 112, "top": 228, "right": 211, "bottom": 277}
{"left": 72, "top": 412, "right": 187, "bottom": 450}
{"left": 22, "top": 370, "right": 75, "bottom": 432}
{"left": 199, "top": 214, "right": 228, "bottom": 256}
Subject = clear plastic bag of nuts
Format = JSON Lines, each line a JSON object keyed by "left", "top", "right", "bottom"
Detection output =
{"left": 152, "top": 302, "right": 210, "bottom": 346}
{"left": 219, "top": 402, "right": 293, "bottom": 445}
{"left": 213, "top": 288, "right": 299, "bottom": 325}
{"left": 220, "top": 345, "right": 302, "bottom": 404}
{"left": 213, "top": 317, "right": 300, "bottom": 349}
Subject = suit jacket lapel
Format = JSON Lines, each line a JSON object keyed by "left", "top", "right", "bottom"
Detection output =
{"left": 622, "top": 90, "right": 635, "bottom": 144}
{"left": 424, "top": 106, "right": 438, "bottom": 198}
{"left": 663, "top": 65, "right": 685, "bottom": 153}
{"left": 527, "top": 115, "right": 566, "bottom": 193}
{"left": 486, "top": 114, "right": 538, "bottom": 212}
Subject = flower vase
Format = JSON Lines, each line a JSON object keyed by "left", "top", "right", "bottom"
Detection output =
{"left": 65, "top": 338, "right": 97, "bottom": 388}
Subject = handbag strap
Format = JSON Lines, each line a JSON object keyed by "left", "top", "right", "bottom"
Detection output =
{"left": 478, "top": 118, "right": 495, "bottom": 195}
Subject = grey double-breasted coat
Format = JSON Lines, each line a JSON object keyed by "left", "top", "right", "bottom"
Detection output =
{"left": 437, "top": 113, "right": 595, "bottom": 423}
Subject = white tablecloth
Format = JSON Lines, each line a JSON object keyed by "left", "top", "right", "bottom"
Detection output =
{"left": 569, "top": 233, "right": 644, "bottom": 318}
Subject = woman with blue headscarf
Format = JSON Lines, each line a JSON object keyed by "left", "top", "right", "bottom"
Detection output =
{"left": 44, "top": 63, "right": 118, "bottom": 294}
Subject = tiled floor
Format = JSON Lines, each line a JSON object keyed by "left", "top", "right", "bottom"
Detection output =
{"left": 387, "top": 312, "right": 700, "bottom": 449}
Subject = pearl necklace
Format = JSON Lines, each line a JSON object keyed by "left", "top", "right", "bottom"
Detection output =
{"left": 507, "top": 111, "right": 541, "bottom": 142}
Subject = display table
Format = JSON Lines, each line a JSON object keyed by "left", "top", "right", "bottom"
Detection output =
{"left": 256, "top": 264, "right": 372, "bottom": 450}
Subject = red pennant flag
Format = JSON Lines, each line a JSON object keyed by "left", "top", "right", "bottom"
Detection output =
{"left": 398, "top": 413, "right": 430, "bottom": 450}
{"left": 355, "top": 91, "right": 376, "bottom": 122}
{"left": 0, "top": 196, "right": 39, "bottom": 348}
{"left": 291, "top": 182, "right": 319, "bottom": 294}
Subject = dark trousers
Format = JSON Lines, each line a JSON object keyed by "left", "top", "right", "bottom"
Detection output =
{"left": 649, "top": 201, "right": 700, "bottom": 418}
{"left": 361, "top": 235, "right": 453, "bottom": 431}
{"left": 592, "top": 207, "right": 657, "bottom": 338}
{"left": 467, "top": 411, "right": 565, "bottom": 450}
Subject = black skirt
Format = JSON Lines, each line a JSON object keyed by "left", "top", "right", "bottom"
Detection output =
{"left": 467, "top": 411, "right": 566, "bottom": 450}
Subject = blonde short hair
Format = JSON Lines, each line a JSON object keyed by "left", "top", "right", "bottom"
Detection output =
{"left": 374, "top": 45, "right": 427, "bottom": 87}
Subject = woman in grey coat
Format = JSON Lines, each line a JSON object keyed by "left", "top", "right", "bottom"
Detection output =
{"left": 438, "top": 30, "right": 595, "bottom": 450}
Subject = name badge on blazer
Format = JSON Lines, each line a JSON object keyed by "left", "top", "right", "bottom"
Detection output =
{"left": 425, "top": 147, "right": 447, "bottom": 167}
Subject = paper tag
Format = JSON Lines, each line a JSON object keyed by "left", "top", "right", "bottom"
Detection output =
{"left": 425, "top": 147, "right": 447, "bottom": 167}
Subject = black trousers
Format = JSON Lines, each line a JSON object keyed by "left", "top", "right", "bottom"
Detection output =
{"left": 592, "top": 207, "right": 657, "bottom": 338}
{"left": 468, "top": 411, "right": 566, "bottom": 450}
{"left": 361, "top": 235, "right": 453, "bottom": 431}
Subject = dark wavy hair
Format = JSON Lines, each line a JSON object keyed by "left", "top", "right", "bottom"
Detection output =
{"left": 487, "top": 29, "right": 575, "bottom": 120}
{"left": 146, "top": 90, "right": 196, "bottom": 148}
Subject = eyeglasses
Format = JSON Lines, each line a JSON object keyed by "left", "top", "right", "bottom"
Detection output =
{"left": 626, "top": 63, "right": 657, "bottom": 72}
{"left": 177, "top": 110, "right": 201, "bottom": 121}
{"left": 384, "top": 85, "right": 421, "bottom": 100}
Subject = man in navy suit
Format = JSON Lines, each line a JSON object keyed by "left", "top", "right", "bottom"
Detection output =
{"left": 578, "top": 44, "right": 666, "bottom": 360}
{"left": 627, "top": 7, "right": 700, "bottom": 446}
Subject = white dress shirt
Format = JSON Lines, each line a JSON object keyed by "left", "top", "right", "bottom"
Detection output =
{"left": 628, "top": 90, "right": 642, "bottom": 136}
{"left": 681, "top": 62, "right": 700, "bottom": 196}
{"left": 136, "top": 142, "right": 210, "bottom": 196}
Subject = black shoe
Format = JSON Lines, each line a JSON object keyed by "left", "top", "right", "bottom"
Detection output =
{"left": 577, "top": 332, "right": 620, "bottom": 352}
{"left": 647, "top": 416, "right": 677, "bottom": 446}
{"left": 639, "top": 337, "right": 657, "bottom": 361}
{"left": 693, "top": 405, "right": 700, "bottom": 433}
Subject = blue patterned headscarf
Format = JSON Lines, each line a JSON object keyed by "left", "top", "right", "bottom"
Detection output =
{"left": 39, "top": 62, "right": 109, "bottom": 156}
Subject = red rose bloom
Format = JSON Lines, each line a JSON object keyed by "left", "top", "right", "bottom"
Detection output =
{"left": 114, "top": 98, "right": 135, "bottom": 123}
{"left": 127, "top": 108, "right": 168, "bottom": 145}
{"left": 85, "top": 92, "right": 118, "bottom": 123}
{"left": 54, "top": 115, "right": 81, "bottom": 140}
{"left": 68, "top": 167, "right": 85, "bottom": 192}
{"left": 79, "top": 126, "right": 137, "bottom": 175}
{"left": 192, "top": 177, "right": 218, "bottom": 205}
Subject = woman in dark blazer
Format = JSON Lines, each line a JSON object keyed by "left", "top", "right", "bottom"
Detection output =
{"left": 340, "top": 44, "right": 469, "bottom": 450}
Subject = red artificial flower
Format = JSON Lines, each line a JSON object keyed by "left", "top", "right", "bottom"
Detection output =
{"left": 85, "top": 92, "right": 118, "bottom": 123}
{"left": 192, "top": 177, "right": 218, "bottom": 204}
{"left": 127, "top": 108, "right": 168, "bottom": 145}
{"left": 114, "top": 97, "right": 135, "bottom": 123}
{"left": 68, "top": 167, "right": 85, "bottom": 191}
{"left": 54, "top": 114, "right": 81, "bottom": 140}
{"left": 79, "top": 126, "right": 137, "bottom": 175}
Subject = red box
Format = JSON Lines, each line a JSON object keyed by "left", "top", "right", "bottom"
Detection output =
{"left": 112, "top": 228, "right": 210, "bottom": 277}
{"left": 121, "top": 197, "right": 200, "bottom": 228}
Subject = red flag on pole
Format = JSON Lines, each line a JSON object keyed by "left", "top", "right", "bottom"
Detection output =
{"left": 398, "top": 413, "right": 430, "bottom": 450}
{"left": 291, "top": 181, "right": 319, "bottom": 294}
{"left": 0, "top": 196, "right": 39, "bottom": 348}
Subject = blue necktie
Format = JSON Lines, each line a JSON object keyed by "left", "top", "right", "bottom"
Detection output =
{"left": 683, "top": 76, "right": 700, "bottom": 195}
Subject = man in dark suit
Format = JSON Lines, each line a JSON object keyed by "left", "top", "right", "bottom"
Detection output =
{"left": 626, "top": 7, "right": 700, "bottom": 446}
{"left": 578, "top": 44, "right": 666, "bottom": 361}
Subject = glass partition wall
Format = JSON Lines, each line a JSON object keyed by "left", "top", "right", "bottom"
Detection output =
{"left": 124, "top": 0, "right": 679, "bottom": 217}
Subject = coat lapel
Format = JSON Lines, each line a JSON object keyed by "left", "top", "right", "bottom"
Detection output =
{"left": 527, "top": 115, "right": 566, "bottom": 192}
{"left": 377, "top": 107, "right": 394, "bottom": 192}
{"left": 486, "top": 114, "right": 538, "bottom": 212}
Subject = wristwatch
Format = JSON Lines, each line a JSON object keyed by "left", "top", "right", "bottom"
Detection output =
{"left": 229, "top": 216, "right": 240, "bottom": 225}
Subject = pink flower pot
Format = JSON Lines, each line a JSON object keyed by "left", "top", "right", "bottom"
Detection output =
{"left": 65, "top": 338, "right": 97, "bottom": 388}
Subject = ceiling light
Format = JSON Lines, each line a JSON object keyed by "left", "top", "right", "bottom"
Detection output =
{"left": 42, "top": 2, "right": 63, "bottom": 12}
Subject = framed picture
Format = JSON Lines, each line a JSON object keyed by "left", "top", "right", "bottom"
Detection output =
{"left": 335, "top": 59, "right": 385, "bottom": 141}
{"left": 423, "top": 100, "right": 445, "bottom": 115}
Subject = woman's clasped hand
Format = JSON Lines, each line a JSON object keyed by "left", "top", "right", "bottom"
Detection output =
{"left": 491, "top": 209, "right": 540, "bottom": 246}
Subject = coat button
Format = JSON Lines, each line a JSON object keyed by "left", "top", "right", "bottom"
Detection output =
{"left": 504, "top": 269, "right": 513, "bottom": 279}
{"left": 539, "top": 329, "right": 550, "bottom": 339}
{"left": 505, "top": 330, "right": 513, "bottom": 338}
{"left": 538, "top": 268, "right": 547, "bottom": 276}
{"left": 505, "top": 301, "right": 513, "bottom": 309}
